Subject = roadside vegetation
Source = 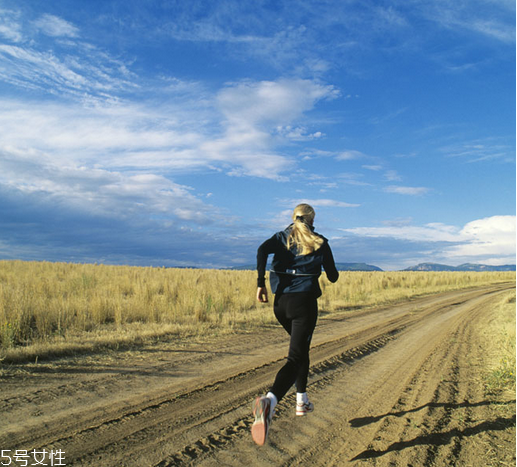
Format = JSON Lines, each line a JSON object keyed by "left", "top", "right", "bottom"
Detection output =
{"left": 483, "top": 291, "right": 516, "bottom": 397}
{"left": 0, "top": 260, "right": 514, "bottom": 363}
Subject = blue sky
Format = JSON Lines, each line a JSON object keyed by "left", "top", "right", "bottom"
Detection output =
{"left": 0, "top": 0, "right": 515, "bottom": 270}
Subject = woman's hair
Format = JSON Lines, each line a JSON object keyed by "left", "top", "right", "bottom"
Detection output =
{"left": 286, "top": 203, "right": 324, "bottom": 255}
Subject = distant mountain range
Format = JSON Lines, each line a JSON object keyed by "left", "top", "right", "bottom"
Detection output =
{"left": 335, "top": 262, "right": 383, "bottom": 271}
{"left": 231, "top": 262, "right": 515, "bottom": 272}
{"left": 402, "top": 263, "right": 516, "bottom": 272}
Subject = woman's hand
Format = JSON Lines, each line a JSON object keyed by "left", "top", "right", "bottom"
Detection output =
{"left": 256, "top": 287, "right": 268, "bottom": 303}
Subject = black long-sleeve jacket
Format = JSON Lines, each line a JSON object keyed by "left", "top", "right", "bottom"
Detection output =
{"left": 257, "top": 225, "right": 339, "bottom": 297}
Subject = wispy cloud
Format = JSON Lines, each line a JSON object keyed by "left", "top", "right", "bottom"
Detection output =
{"left": 0, "top": 74, "right": 341, "bottom": 237}
{"left": 0, "top": 60, "right": 339, "bottom": 179}
{"left": 0, "top": 147, "right": 217, "bottom": 224}
{"left": 440, "top": 138, "right": 515, "bottom": 163}
{"left": 0, "top": 43, "right": 138, "bottom": 100}
{"left": 384, "top": 186, "right": 430, "bottom": 196}
{"left": 33, "top": 14, "right": 79, "bottom": 38}
{"left": 363, "top": 165, "right": 383, "bottom": 171}
{"left": 336, "top": 150, "right": 367, "bottom": 161}
{"left": 383, "top": 170, "right": 403, "bottom": 182}
{"left": 369, "top": 107, "right": 409, "bottom": 125}
{"left": 0, "top": 99, "right": 202, "bottom": 160}
{"left": 156, "top": 6, "right": 318, "bottom": 72}
{"left": 300, "top": 148, "right": 366, "bottom": 162}
{"left": 0, "top": 11, "right": 139, "bottom": 103}
{"left": 0, "top": 9, "right": 23, "bottom": 42}
{"left": 422, "top": 0, "right": 516, "bottom": 44}
{"left": 275, "top": 126, "right": 324, "bottom": 141}
{"left": 142, "top": 1, "right": 416, "bottom": 75}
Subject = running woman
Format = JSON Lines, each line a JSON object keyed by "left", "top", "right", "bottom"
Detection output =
{"left": 252, "top": 203, "right": 339, "bottom": 446}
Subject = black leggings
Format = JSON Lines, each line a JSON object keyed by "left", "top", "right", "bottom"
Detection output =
{"left": 270, "top": 292, "right": 318, "bottom": 401}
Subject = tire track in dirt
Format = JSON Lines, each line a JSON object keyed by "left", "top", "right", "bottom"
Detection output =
{"left": 0, "top": 332, "right": 266, "bottom": 412}
{"left": 1, "top": 283, "right": 514, "bottom": 467}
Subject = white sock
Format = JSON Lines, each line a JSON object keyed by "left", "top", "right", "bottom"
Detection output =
{"left": 297, "top": 392, "right": 309, "bottom": 405}
{"left": 266, "top": 392, "right": 278, "bottom": 412}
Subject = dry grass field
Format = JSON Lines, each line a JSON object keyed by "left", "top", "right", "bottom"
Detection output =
{"left": 0, "top": 260, "right": 514, "bottom": 364}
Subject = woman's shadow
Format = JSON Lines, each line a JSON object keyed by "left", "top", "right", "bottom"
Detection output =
{"left": 349, "top": 399, "right": 516, "bottom": 461}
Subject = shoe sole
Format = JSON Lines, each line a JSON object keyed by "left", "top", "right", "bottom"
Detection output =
{"left": 251, "top": 397, "right": 270, "bottom": 446}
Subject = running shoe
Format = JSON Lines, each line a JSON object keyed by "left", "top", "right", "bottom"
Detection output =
{"left": 296, "top": 401, "right": 314, "bottom": 416}
{"left": 251, "top": 396, "right": 272, "bottom": 446}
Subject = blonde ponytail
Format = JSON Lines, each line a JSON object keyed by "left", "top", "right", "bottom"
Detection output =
{"left": 286, "top": 204, "right": 324, "bottom": 255}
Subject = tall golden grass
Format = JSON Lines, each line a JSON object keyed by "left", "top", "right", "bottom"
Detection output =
{"left": 0, "top": 260, "right": 514, "bottom": 362}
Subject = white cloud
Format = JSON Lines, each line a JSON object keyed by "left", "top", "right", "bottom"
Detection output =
{"left": 341, "top": 215, "right": 516, "bottom": 265}
{"left": 0, "top": 147, "right": 216, "bottom": 224}
{"left": 383, "top": 170, "right": 402, "bottom": 182}
{"left": 470, "top": 19, "right": 515, "bottom": 43}
{"left": 33, "top": 14, "right": 79, "bottom": 38}
{"left": 440, "top": 138, "right": 514, "bottom": 163}
{"left": 384, "top": 185, "right": 430, "bottom": 196}
{"left": 426, "top": 2, "right": 516, "bottom": 43}
{"left": 0, "top": 79, "right": 333, "bottom": 183}
{"left": 0, "top": 9, "right": 23, "bottom": 42}
{"left": 0, "top": 99, "right": 201, "bottom": 160}
{"left": 337, "top": 173, "right": 372, "bottom": 187}
{"left": 0, "top": 12, "right": 138, "bottom": 102}
{"left": 201, "top": 78, "right": 339, "bottom": 179}
{"left": 0, "top": 77, "right": 338, "bottom": 215}
{"left": 217, "top": 79, "right": 338, "bottom": 128}
{"left": 276, "top": 126, "right": 323, "bottom": 141}
{"left": 444, "top": 215, "right": 516, "bottom": 260}
{"left": 0, "top": 44, "right": 137, "bottom": 99}
{"left": 363, "top": 164, "right": 383, "bottom": 171}
{"left": 336, "top": 150, "right": 366, "bottom": 161}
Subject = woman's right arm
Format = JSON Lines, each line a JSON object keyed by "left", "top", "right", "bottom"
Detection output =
{"left": 256, "top": 235, "right": 278, "bottom": 303}
{"left": 256, "top": 235, "right": 277, "bottom": 288}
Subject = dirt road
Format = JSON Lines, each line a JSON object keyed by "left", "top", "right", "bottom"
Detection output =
{"left": 1, "top": 284, "right": 515, "bottom": 466}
